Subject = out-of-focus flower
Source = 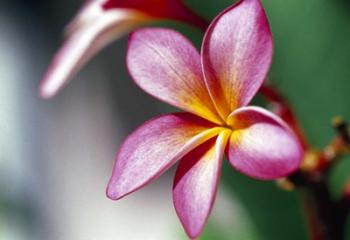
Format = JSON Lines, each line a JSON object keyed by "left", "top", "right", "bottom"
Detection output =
{"left": 106, "top": 0, "right": 303, "bottom": 238}
{"left": 39, "top": 0, "right": 207, "bottom": 99}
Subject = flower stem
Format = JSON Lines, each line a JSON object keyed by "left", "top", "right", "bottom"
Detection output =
{"left": 290, "top": 170, "right": 348, "bottom": 240}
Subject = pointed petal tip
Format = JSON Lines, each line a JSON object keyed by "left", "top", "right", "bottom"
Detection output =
{"left": 106, "top": 181, "right": 127, "bottom": 200}
{"left": 106, "top": 189, "right": 118, "bottom": 200}
{"left": 106, "top": 190, "right": 120, "bottom": 201}
{"left": 186, "top": 229, "right": 203, "bottom": 240}
{"left": 186, "top": 224, "right": 206, "bottom": 240}
{"left": 38, "top": 79, "right": 57, "bottom": 99}
{"left": 175, "top": 203, "right": 207, "bottom": 240}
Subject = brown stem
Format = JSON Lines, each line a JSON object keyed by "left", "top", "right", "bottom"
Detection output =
{"left": 288, "top": 121, "right": 350, "bottom": 240}
{"left": 290, "top": 171, "right": 347, "bottom": 240}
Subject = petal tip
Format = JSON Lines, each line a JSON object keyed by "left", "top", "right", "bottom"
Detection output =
{"left": 186, "top": 227, "right": 205, "bottom": 240}
{"left": 175, "top": 211, "right": 205, "bottom": 240}
{"left": 174, "top": 207, "right": 207, "bottom": 240}
{"left": 39, "top": 80, "right": 56, "bottom": 99}
{"left": 106, "top": 182, "right": 125, "bottom": 200}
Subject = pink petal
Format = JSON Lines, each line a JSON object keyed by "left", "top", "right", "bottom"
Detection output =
{"left": 127, "top": 28, "right": 223, "bottom": 124}
{"left": 173, "top": 130, "right": 231, "bottom": 239}
{"left": 227, "top": 106, "right": 303, "bottom": 180}
{"left": 39, "top": 2, "right": 152, "bottom": 99}
{"left": 201, "top": 0, "right": 273, "bottom": 119}
{"left": 107, "top": 113, "right": 224, "bottom": 200}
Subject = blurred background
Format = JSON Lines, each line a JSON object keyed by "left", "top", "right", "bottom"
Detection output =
{"left": 1, "top": 0, "right": 350, "bottom": 239}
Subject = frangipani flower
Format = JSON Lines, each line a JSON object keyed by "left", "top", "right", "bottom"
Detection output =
{"left": 39, "top": 0, "right": 207, "bottom": 99}
{"left": 107, "top": 0, "right": 303, "bottom": 238}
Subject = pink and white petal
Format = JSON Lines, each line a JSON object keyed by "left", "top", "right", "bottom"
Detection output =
{"left": 173, "top": 130, "right": 231, "bottom": 239}
{"left": 107, "top": 112, "right": 224, "bottom": 200}
{"left": 227, "top": 106, "right": 303, "bottom": 180}
{"left": 40, "top": 8, "right": 152, "bottom": 99}
{"left": 127, "top": 28, "right": 223, "bottom": 124}
{"left": 201, "top": 0, "right": 273, "bottom": 118}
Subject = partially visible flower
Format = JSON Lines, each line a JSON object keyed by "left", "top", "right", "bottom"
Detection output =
{"left": 106, "top": 0, "right": 303, "bottom": 238}
{"left": 39, "top": 0, "right": 207, "bottom": 98}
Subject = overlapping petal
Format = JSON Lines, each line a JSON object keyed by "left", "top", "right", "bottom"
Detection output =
{"left": 127, "top": 28, "right": 223, "bottom": 124}
{"left": 201, "top": 0, "right": 273, "bottom": 118}
{"left": 227, "top": 106, "right": 303, "bottom": 180}
{"left": 40, "top": 3, "right": 152, "bottom": 99}
{"left": 107, "top": 113, "right": 224, "bottom": 200}
{"left": 173, "top": 130, "right": 230, "bottom": 239}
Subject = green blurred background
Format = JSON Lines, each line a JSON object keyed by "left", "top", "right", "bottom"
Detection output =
{"left": 1, "top": 0, "right": 350, "bottom": 239}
